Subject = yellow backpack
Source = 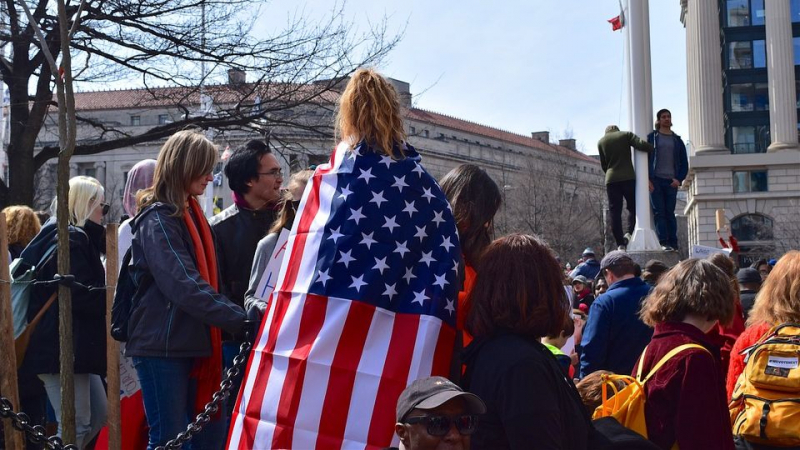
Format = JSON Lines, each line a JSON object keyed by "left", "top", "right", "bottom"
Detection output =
{"left": 729, "top": 323, "right": 800, "bottom": 447}
{"left": 593, "top": 343, "right": 710, "bottom": 440}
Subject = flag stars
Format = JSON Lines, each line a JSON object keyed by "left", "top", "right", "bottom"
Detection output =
{"left": 383, "top": 283, "right": 398, "bottom": 301}
{"left": 445, "top": 299, "right": 455, "bottom": 315}
{"left": 327, "top": 227, "right": 344, "bottom": 244}
{"left": 350, "top": 275, "right": 367, "bottom": 292}
{"left": 412, "top": 290, "right": 429, "bottom": 306}
{"left": 451, "top": 259, "right": 459, "bottom": 274}
{"left": 421, "top": 187, "right": 436, "bottom": 203}
{"left": 433, "top": 273, "right": 449, "bottom": 289}
{"left": 358, "top": 167, "right": 376, "bottom": 183}
{"left": 379, "top": 155, "right": 394, "bottom": 169}
{"left": 348, "top": 207, "right": 366, "bottom": 225}
{"left": 403, "top": 267, "right": 416, "bottom": 284}
{"left": 374, "top": 257, "right": 390, "bottom": 275}
{"left": 412, "top": 163, "right": 425, "bottom": 177}
{"left": 394, "top": 240, "right": 410, "bottom": 258}
{"left": 414, "top": 225, "right": 428, "bottom": 242}
{"left": 392, "top": 175, "right": 408, "bottom": 193}
{"left": 338, "top": 250, "right": 356, "bottom": 268}
{"left": 338, "top": 185, "right": 353, "bottom": 201}
{"left": 370, "top": 190, "right": 388, "bottom": 208}
{"left": 432, "top": 211, "right": 446, "bottom": 226}
{"left": 420, "top": 251, "right": 436, "bottom": 267}
{"left": 383, "top": 215, "right": 400, "bottom": 233}
{"left": 402, "top": 200, "right": 417, "bottom": 217}
{"left": 316, "top": 269, "right": 332, "bottom": 287}
{"left": 360, "top": 232, "right": 377, "bottom": 250}
{"left": 440, "top": 236, "right": 455, "bottom": 252}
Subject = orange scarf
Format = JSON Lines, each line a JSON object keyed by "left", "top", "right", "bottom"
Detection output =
{"left": 183, "top": 197, "right": 223, "bottom": 417}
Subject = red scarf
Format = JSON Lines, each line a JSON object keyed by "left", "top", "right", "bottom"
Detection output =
{"left": 183, "top": 197, "right": 223, "bottom": 417}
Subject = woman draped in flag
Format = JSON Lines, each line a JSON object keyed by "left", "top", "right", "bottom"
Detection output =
{"left": 229, "top": 68, "right": 461, "bottom": 449}
{"left": 127, "top": 130, "right": 247, "bottom": 450}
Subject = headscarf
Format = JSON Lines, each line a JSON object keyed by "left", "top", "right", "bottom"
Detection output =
{"left": 123, "top": 159, "right": 157, "bottom": 217}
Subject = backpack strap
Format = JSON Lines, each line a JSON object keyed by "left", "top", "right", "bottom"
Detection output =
{"left": 638, "top": 343, "right": 710, "bottom": 384}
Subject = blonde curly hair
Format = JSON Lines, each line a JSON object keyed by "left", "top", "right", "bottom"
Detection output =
{"left": 3, "top": 205, "right": 41, "bottom": 247}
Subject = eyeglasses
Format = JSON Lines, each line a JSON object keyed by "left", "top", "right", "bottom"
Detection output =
{"left": 101, "top": 203, "right": 110, "bottom": 216}
{"left": 404, "top": 414, "right": 478, "bottom": 437}
{"left": 257, "top": 169, "right": 282, "bottom": 178}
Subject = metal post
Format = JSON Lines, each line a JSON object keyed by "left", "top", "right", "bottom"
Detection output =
{"left": 625, "top": 0, "right": 661, "bottom": 251}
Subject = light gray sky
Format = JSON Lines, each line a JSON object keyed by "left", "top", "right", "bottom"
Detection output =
{"left": 262, "top": 0, "right": 689, "bottom": 155}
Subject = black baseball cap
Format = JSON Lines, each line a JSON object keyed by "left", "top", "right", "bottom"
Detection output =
{"left": 396, "top": 377, "right": 486, "bottom": 422}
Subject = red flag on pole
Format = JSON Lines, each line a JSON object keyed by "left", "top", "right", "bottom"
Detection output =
{"left": 608, "top": 15, "right": 623, "bottom": 31}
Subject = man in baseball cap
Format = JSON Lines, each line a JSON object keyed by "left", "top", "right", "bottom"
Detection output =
{"left": 580, "top": 250, "right": 653, "bottom": 378}
{"left": 393, "top": 376, "right": 486, "bottom": 450}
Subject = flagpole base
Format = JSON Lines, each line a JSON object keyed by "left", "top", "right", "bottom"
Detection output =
{"left": 626, "top": 227, "right": 661, "bottom": 252}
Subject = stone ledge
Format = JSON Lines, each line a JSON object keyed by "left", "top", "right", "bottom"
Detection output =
{"left": 626, "top": 250, "right": 682, "bottom": 268}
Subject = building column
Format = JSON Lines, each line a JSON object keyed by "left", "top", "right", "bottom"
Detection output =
{"left": 93, "top": 161, "right": 106, "bottom": 186}
{"left": 766, "top": 0, "right": 800, "bottom": 152}
{"left": 69, "top": 163, "right": 78, "bottom": 178}
{"left": 686, "top": 0, "right": 727, "bottom": 153}
{"left": 683, "top": 0, "right": 699, "bottom": 155}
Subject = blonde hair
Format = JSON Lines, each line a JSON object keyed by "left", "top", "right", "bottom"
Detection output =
{"left": 640, "top": 258, "right": 735, "bottom": 327}
{"left": 3, "top": 205, "right": 41, "bottom": 247}
{"left": 53, "top": 176, "right": 104, "bottom": 227}
{"left": 137, "top": 129, "right": 218, "bottom": 217}
{"left": 336, "top": 68, "right": 407, "bottom": 157}
{"left": 269, "top": 170, "right": 313, "bottom": 234}
{"left": 748, "top": 251, "right": 800, "bottom": 327}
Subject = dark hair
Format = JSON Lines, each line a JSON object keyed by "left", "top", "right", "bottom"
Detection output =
{"left": 466, "top": 234, "right": 568, "bottom": 339}
{"left": 750, "top": 259, "right": 769, "bottom": 270}
{"left": 224, "top": 140, "right": 272, "bottom": 194}
{"left": 604, "top": 259, "right": 636, "bottom": 278}
{"left": 656, "top": 108, "right": 671, "bottom": 120}
{"left": 440, "top": 164, "right": 502, "bottom": 267}
{"left": 640, "top": 258, "right": 735, "bottom": 327}
{"left": 547, "top": 313, "right": 575, "bottom": 339}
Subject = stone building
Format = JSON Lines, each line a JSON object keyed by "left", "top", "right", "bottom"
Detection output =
{"left": 680, "top": 0, "right": 800, "bottom": 265}
{"left": 33, "top": 77, "right": 604, "bottom": 257}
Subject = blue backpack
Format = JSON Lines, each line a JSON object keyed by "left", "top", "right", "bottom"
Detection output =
{"left": 10, "top": 241, "right": 58, "bottom": 339}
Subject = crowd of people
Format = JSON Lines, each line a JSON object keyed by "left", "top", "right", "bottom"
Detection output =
{"left": 1, "top": 68, "right": 798, "bottom": 450}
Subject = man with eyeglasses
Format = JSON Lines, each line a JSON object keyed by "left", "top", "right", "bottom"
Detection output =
{"left": 389, "top": 377, "right": 486, "bottom": 450}
{"left": 208, "top": 139, "right": 283, "bottom": 445}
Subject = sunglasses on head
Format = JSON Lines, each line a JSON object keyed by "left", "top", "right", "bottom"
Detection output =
{"left": 404, "top": 414, "right": 478, "bottom": 437}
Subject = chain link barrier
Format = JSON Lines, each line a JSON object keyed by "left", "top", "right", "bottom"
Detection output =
{"left": 1, "top": 326, "right": 255, "bottom": 450}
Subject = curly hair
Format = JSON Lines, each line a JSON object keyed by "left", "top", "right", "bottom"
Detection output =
{"left": 748, "top": 251, "right": 800, "bottom": 327}
{"left": 3, "top": 205, "right": 41, "bottom": 247}
{"left": 640, "top": 258, "right": 735, "bottom": 327}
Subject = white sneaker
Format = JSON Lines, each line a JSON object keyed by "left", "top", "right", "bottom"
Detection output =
{"left": 661, "top": 245, "right": 675, "bottom": 252}
{"left": 617, "top": 245, "right": 627, "bottom": 251}
{"left": 623, "top": 233, "right": 632, "bottom": 244}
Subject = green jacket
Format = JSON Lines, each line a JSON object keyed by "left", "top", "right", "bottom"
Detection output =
{"left": 597, "top": 130, "right": 653, "bottom": 184}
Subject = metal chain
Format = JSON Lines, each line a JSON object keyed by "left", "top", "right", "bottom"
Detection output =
{"left": 0, "top": 397, "right": 78, "bottom": 450}
{"left": 156, "top": 338, "right": 253, "bottom": 450}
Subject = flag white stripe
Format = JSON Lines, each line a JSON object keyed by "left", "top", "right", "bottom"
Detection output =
{"left": 341, "top": 307, "right": 395, "bottom": 447}
{"left": 227, "top": 291, "right": 280, "bottom": 449}
{"left": 406, "top": 315, "right": 443, "bottom": 386}
{"left": 290, "top": 297, "right": 352, "bottom": 448}
{"left": 252, "top": 292, "right": 307, "bottom": 446}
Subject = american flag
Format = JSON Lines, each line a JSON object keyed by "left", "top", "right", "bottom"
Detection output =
{"left": 227, "top": 141, "right": 461, "bottom": 449}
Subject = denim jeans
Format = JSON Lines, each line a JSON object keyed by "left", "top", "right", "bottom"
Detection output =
{"left": 38, "top": 373, "right": 107, "bottom": 449}
{"left": 133, "top": 357, "right": 196, "bottom": 450}
{"left": 650, "top": 177, "right": 678, "bottom": 248}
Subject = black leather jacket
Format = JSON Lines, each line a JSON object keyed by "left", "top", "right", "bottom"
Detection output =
{"left": 125, "top": 203, "right": 246, "bottom": 358}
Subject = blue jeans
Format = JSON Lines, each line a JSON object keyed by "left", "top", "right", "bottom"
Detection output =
{"left": 133, "top": 357, "right": 196, "bottom": 450}
{"left": 650, "top": 177, "right": 678, "bottom": 248}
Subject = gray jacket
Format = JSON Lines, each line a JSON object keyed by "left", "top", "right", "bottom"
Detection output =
{"left": 244, "top": 230, "right": 283, "bottom": 315}
{"left": 125, "top": 203, "right": 246, "bottom": 358}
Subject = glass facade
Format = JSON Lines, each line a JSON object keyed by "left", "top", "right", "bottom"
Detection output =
{"left": 730, "top": 83, "right": 769, "bottom": 111}
{"left": 728, "top": 40, "right": 766, "bottom": 69}
{"left": 733, "top": 170, "right": 768, "bottom": 192}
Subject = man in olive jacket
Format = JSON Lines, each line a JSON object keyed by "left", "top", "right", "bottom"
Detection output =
{"left": 597, "top": 125, "right": 653, "bottom": 250}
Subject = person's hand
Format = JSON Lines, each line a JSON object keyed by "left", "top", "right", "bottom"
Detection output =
{"left": 648, "top": 181, "right": 654, "bottom": 192}
{"left": 670, "top": 178, "right": 680, "bottom": 188}
{"left": 570, "top": 351, "right": 579, "bottom": 366}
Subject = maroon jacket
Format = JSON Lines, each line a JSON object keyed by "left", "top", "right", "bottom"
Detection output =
{"left": 632, "top": 322, "right": 734, "bottom": 450}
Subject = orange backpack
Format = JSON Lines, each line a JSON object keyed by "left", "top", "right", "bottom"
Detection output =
{"left": 593, "top": 343, "right": 710, "bottom": 440}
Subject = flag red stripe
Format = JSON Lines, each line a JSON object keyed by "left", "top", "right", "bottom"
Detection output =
{"left": 278, "top": 174, "right": 323, "bottom": 294}
{"left": 430, "top": 325, "right": 456, "bottom": 377}
{"left": 237, "top": 292, "right": 293, "bottom": 450}
{"left": 315, "top": 302, "right": 376, "bottom": 448}
{"left": 366, "top": 314, "right": 421, "bottom": 447}
{"left": 271, "top": 294, "right": 330, "bottom": 449}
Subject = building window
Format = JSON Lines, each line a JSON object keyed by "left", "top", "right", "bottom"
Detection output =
{"left": 730, "top": 83, "right": 769, "bottom": 111}
{"left": 729, "top": 41, "right": 765, "bottom": 69}
{"left": 423, "top": 130, "right": 429, "bottom": 138}
{"left": 77, "top": 162, "right": 96, "bottom": 179}
{"left": 793, "top": 0, "right": 800, "bottom": 22}
{"left": 130, "top": 115, "right": 141, "bottom": 126}
{"left": 410, "top": 126, "right": 416, "bottom": 135}
{"left": 733, "top": 170, "right": 768, "bottom": 192}
{"left": 731, "top": 213, "right": 773, "bottom": 241}
{"left": 794, "top": 37, "right": 800, "bottom": 65}
{"left": 727, "top": 0, "right": 750, "bottom": 26}
{"left": 158, "top": 114, "right": 169, "bottom": 125}
{"left": 751, "top": 0, "right": 765, "bottom": 25}
{"left": 731, "top": 126, "right": 770, "bottom": 153}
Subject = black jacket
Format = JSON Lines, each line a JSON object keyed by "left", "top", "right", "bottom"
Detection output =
{"left": 125, "top": 203, "right": 246, "bottom": 358}
{"left": 463, "top": 332, "right": 590, "bottom": 450}
{"left": 210, "top": 204, "right": 275, "bottom": 339}
{"left": 20, "top": 219, "right": 107, "bottom": 375}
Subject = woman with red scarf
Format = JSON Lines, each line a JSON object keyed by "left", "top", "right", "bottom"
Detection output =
{"left": 126, "top": 130, "right": 246, "bottom": 450}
